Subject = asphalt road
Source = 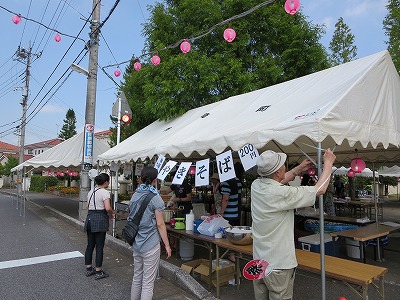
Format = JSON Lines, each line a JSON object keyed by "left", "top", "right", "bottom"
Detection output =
{"left": 0, "top": 194, "right": 197, "bottom": 300}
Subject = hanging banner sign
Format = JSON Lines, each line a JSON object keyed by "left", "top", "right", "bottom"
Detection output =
{"left": 157, "top": 160, "right": 177, "bottom": 181}
{"left": 110, "top": 161, "right": 119, "bottom": 172}
{"left": 134, "top": 163, "right": 143, "bottom": 176}
{"left": 172, "top": 162, "right": 191, "bottom": 185}
{"left": 155, "top": 155, "right": 166, "bottom": 172}
{"left": 123, "top": 163, "right": 132, "bottom": 176}
{"left": 195, "top": 158, "right": 210, "bottom": 187}
{"left": 216, "top": 150, "right": 235, "bottom": 182}
{"left": 83, "top": 124, "right": 94, "bottom": 170}
{"left": 239, "top": 144, "right": 259, "bottom": 171}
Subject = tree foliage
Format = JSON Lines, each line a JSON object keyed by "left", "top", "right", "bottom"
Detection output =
{"left": 0, "top": 156, "right": 19, "bottom": 176}
{"left": 58, "top": 109, "right": 77, "bottom": 140}
{"left": 383, "top": 0, "right": 400, "bottom": 74}
{"left": 120, "top": 0, "right": 329, "bottom": 131}
{"left": 328, "top": 17, "right": 357, "bottom": 66}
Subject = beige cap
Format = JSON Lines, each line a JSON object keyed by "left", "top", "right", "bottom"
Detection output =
{"left": 257, "top": 150, "right": 287, "bottom": 176}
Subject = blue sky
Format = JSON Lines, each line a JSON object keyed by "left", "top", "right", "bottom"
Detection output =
{"left": 0, "top": 0, "right": 389, "bottom": 146}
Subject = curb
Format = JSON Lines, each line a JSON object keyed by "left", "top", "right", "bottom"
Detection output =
{"left": 2, "top": 191, "right": 217, "bottom": 300}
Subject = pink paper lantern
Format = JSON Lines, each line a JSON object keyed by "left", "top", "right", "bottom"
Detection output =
{"left": 180, "top": 40, "right": 191, "bottom": 54}
{"left": 308, "top": 168, "right": 315, "bottom": 176}
{"left": 397, "top": 177, "right": 400, "bottom": 183}
{"left": 54, "top": 34, "right": 61, "bottom": 42}
{"left": 189, "top": 166, "right": 196, "bottom": 175}
{"left": 134, "top": 61, "right": 141, "bottom": 71}
{"left": 60, "top": 172, "right": 65, "bottom": 177}
{"left": 284, "top": 0, "right": 300, "bottom": 15}
{"left": 151, "top": 55, "right": 161, "bottom": 66}
{"left": 114, "top": 69, "right": 121, "bottom": 77}
{"left": 223, "top": 28, "right": 236, "bottom": 42}
{"left": 12, "top": 15, "right": 21, "bottom": 24}
{"left": 347, "top": 170, "right": 356, "bottom": 178}
{"left": 350, "top": 157, "right": 366, "bottom": 173}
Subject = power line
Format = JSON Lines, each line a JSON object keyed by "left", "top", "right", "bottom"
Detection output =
{"left": 19, "top": 0, "right": 33, "bottom": 47}
{"left": 0, "top": 5, "right": 86, "bottom": 43}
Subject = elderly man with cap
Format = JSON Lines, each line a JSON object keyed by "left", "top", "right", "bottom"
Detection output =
{"left": 251, "top": 148, "right": 336, "bottom": 300}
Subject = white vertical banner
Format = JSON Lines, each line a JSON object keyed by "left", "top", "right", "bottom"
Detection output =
{"left": 195, "top": 158, "right": 210, "bottom": 187}
{"left": 239, "top": 144, "right": 259, "bottom": 171}
{"left": 172, "top": 162, "right": 191, "bottom": 185}
{"left": 216, "top": 150, "right": 235, "bottom": 182}
{"left": 154, "top": 155, "right": 166, "bottom": 172}
{"left": 157, "top": 160, "right": 177, "bottom": 180}
{"left": 123, "top": 163, "right": 132, "bottom": 176}
{"left": 134, "top": 163, "right": 144, "bottom": 176}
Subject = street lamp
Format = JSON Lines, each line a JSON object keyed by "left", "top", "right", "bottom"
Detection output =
{"left": 71, "top": 63, "right": 89, "bottom": 76}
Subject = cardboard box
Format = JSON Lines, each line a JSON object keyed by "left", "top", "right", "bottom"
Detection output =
{"left": 298, "top": 233, "right": 338, "bottom": 256}
{"left": 181, "top": 259, "right": 208, "bottom": 275}
{"left": 193, "top": 259, "right": 235, "bottom": 287}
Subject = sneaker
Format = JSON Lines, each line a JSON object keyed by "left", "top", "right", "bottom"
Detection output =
{"left": 86, "top": 267, "right": 96, "bottom": 277}
{"left": 95, "top": 270, "right": 109, "bottom": 280}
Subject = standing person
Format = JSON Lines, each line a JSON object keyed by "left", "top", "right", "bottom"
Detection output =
{"left": 251, "top": 149, "right": 336, "bottom": 300}
{"left": 129, "top": 166, "right": 171, "bottom": 300}
{"left": 210, "top": 173, "right": 222, "bottom": 214}
{"left": 161, "top": 175, "right": 193, "bottom": 215}
{"left": 84, "top": 173, "right": 114, "bottom": 280}
{"left": 220, "top": 176, "right": 242, "bottom": 226}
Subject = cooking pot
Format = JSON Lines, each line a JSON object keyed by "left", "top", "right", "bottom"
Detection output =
{"left": 174, "top": 218, "right": 186, "bottom": 230}
{"left": 163, "top": 206, "right": 184, "bottom": 223}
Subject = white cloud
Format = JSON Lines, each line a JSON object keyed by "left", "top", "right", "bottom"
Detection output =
{"left": 40, "top": 103, "right": 64, "bottom": 113}
{"left": 344, "top": 0, "right": 388, "bottom": 17}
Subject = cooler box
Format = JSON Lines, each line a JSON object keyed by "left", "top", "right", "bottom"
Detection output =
{"left": 298, "top": 233, "right": 338, "bottom": 256}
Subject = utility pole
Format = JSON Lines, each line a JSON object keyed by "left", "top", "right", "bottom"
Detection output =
{"left": 15, "top": 42, "right": 40, "bottom": 194}
{"left": 78, "top": 0, "right": 101, "bottom": 221}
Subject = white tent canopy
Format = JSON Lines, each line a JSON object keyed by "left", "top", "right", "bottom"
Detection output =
{"left": 379, "top": 165, "right": 400, "bottom": 177}
{"left": 12, "top": 132, "right": 110, "bottom": 172}
{"left": 332, "top": 167, "right": 377, "bottom": 177}
{"left": 98, "top": 50, "right": 400, "bottom": 166}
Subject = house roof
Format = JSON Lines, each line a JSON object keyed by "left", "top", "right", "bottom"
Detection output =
{"left": 24, "top": 138, "right": 63, "bottom": 149}
{"left": 0, "top": 141, "right": 19, "bottom": 152}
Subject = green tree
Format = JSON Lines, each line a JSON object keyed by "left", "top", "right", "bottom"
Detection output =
{"left": 0, "top": 156, "right": 19, "bottom": 176}
{"left": 58, "top": 109, "right": 77, "bottom": 140}
{"left": 329, "top": 17, "right": 357, "bottom": 66}
{"left": 383, "top": 0, "right": 400, "bottom": 74}
{"left": 121, "top": 0, "right": 329, "bottom": 131}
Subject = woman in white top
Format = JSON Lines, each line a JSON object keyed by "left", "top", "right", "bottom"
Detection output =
{"left": 84, "top": 173, "right": 114, "bottom": 280}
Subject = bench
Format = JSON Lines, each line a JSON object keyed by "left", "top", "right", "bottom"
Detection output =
{"left": 296, "top": 249, "right": 387, "bottom": 299}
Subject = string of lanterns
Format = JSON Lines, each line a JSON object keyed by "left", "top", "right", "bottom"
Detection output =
{"left": 8, "top": 0, "right": 300, "bottom": 77}
{"left": 104, "top": 0, "right": 300, "bottom": 77}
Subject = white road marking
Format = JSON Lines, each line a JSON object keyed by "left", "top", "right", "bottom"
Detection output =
{"left": 0, "top": 251, "right": 83, "bottom": 270}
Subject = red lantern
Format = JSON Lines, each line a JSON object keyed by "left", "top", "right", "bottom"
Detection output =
{"left": 188, "top": 166, "right": 196, "bottom": 175}
{"left": 284, "top": 0, "right": 300, "bottom": 15}
{"left": 347, "top": 170, "right": 356, "bottom": 178}
{"left": 223, "top": 28, "right": 236, "bottom": 42}
{"left": 12, "top": 15, "right": 21, "bottom": 24}
{"left": 397, "top": 177, "right": 400, "bottom": 183}
{"left": 54, "top": 34, "right": 61, "bottom": 42}
{"left": 151, "top": 55, "right": 161, "bottom": 66}
{"left": 114, "top": 69, "right": 121, "bottom": 77}
{"left": 350, "top": 157, "right": 366, "bottom": 173}
{"left": 60, "top": 172, "right": 65, "bottom": 177}
{"left": 180, "top": 40, "right": 191, "bottom": 54}
{"left": 134, "top": 61, "right": 141, "bottom": 71}
{"left": 308, "top": 168, "right": 315, "bottom": 176}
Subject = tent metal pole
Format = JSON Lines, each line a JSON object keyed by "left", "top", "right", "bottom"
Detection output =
{"left": 373, "top": 163, "right": 382, "bottom": 261}
{"left": 317, "top": 142, "right": 326, "bottom": 300}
